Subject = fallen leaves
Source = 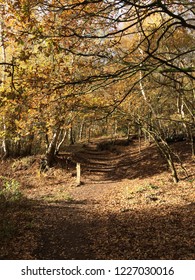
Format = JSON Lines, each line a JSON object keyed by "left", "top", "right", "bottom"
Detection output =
{"left": 0, "top": 140, "right": 194, "bottom": 259}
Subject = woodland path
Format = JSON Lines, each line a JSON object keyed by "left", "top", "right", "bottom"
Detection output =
{"left": 33, "top": 142, "right": 195, "bottom": 260}
{"left": 0, "top": 140, "right": 195, "bottom": 259}
{"left": 34, "top": 142, "right": 134, "bottom": 259}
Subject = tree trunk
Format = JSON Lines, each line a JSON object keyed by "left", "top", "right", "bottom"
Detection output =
{"left": 166, "top": 153, "right": 179, "bottom": 183}
{"left": 55, "top": 129, "right": 67, "bottom": 154}
{"left": 25, "top": 134, "right": 34, "bottom": 156}
{"left": 138, "top": 126, "right": 142, "bottom": 153}
{"left": 46, "top": 129, "right": 60, "bottom": 167}
{"left": 114, "top": 119, "right": 118, "bottom": 140}
{"left": 190, "top": 130, "right": 195, "bottom": 158}
{"left": 0, "top": 6, "right": 10, "bottom": 158}
{"left": 79, "top": 118, "right": 85, "bottom": 141}
{"left": 142, "top": 127, "right": 179, "bottom": 183}
{"left": 69, "top": 124, "right": 74, "bottom": 145}
{"left": 2, "top": 131, "right": 10, "bottom": 158}
{"left": 156, "top": 139, "right": 179, "bottom": 183}
{"left": 88, "top": 125, "right": 91, "bottom": 143}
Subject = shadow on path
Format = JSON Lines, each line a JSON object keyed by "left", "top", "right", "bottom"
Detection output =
{"left": 1, "top": 197, "right": 194, "bottom": 260}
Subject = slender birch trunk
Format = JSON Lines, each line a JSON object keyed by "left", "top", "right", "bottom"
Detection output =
{"left": 0, "top": 5, "right": 9, "bottom": 157}
{"left": 55, "top": 129, "right": 67, "bottom": 154}
{"left": 46, "top": 128, "right": 60, "bottom": 167}
{"left": 138, "top": 49, "right": 179, "bottom": 182}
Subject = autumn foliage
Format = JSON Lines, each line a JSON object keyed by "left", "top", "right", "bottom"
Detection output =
{"left": 0, "top": 1, "right": 194, "bottom": 175}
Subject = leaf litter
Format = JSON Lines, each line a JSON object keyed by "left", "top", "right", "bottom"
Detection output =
{"left": 0, "top": 140, "right": 194, "bottom": 259}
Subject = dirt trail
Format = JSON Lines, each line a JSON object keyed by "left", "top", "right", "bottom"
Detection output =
{"left": 33, "top": 141, "right": 195, "bottom": 260}
{"left": 33, "top": 143, "right": 129, "bottom": 259}
{"left": 0, "top": 140, "right": 195, "bottom": 259}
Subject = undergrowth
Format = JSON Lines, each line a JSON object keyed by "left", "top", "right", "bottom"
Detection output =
{"left": 0, "top": 177, "right": 22, "bottom": 202}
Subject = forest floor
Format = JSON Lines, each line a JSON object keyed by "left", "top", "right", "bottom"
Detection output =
{"left": 0, "top": 139, "right": 195, "bottom": 260}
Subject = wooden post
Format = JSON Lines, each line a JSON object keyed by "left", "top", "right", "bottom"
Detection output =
{"left": 76, "top": 162, "right": 81, "bottom": 185}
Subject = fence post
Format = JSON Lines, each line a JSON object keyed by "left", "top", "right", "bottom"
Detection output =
{"left": 76, "top": 162, "right": 81, "bottom": 185}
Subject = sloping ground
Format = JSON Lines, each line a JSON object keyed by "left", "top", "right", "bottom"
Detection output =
{"left": 0, "top": 140, "right": 194, "bottom": 259}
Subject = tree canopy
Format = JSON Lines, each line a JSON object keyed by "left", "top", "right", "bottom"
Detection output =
{"left": 0, "top": 0, "right": 194, "bottom": 180}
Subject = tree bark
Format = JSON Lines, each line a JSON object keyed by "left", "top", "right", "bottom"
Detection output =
{"left": 0, "top": 5, "right": 10, "bottom": 158}
{"left": 142, "top": 127, "right": 179, "bottom": 183}
{"left": 46, "top": 129, "right": 60, "bottom": 167}
{"left": 55, "top": 129, "right": 67, "bottom": 154}
{"left": 79, "top": 118, "right": 85, "bottom": 141}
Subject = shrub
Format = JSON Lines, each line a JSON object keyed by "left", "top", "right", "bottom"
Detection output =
{"left": 11, "top": 157, "right": 35, "bottom": 171}
{"left": 0, "top": 177, "right": 22, "bottom": 202}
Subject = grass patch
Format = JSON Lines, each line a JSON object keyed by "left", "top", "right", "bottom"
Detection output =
{"left": 136, "top": 184, "right": 159, "bottom": 193}
{"left": 136, "top": 186, "right": 147, "bottom": 193}
{"left": 147, "top": 183, "right": 159, "bottom": 190}
{"left": 41, "top": 192, "right": 74, "bottom": 203}
{"left": 126, "top": 183, "right": 160, "bottom": 199}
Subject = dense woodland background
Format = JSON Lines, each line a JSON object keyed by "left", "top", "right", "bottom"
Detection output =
{"left": 0, "top": 0, "right": 195, "bottom": 260}
{"left": 0, "top": 1, "right": 194, "bottom": 172}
